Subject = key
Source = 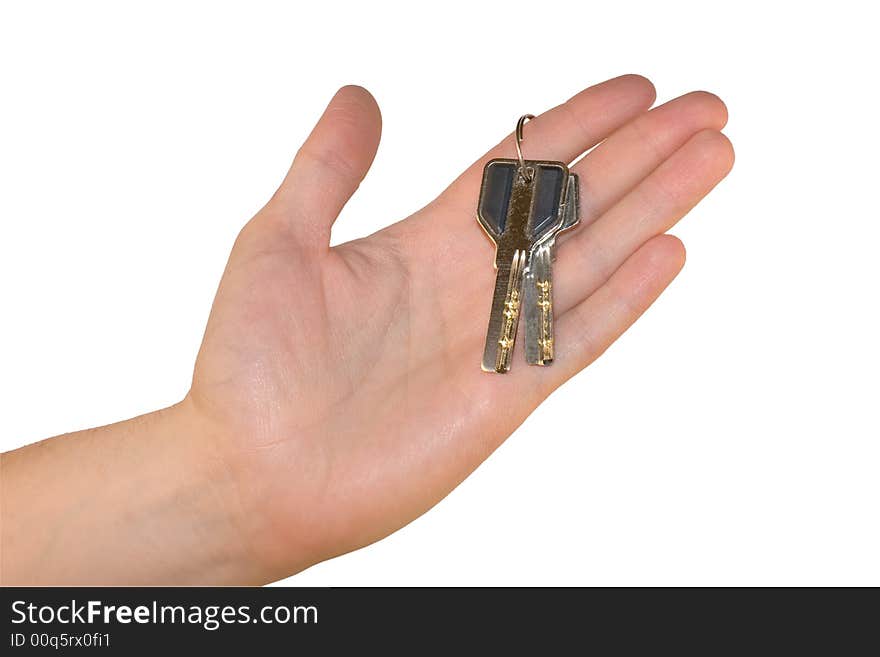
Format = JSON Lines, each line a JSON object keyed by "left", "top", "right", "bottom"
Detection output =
{"left": 477, "top": 158, "right": 570, "bottom": 372}
{"left": 523, "top": 174, "right": 580, "bottom": 365}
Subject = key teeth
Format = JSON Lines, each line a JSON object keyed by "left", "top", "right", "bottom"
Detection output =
{"left": 537, "top": 278, "right": 553, "bottom": 364}
{"left": 482, "top": 249, "right": 526, "bottom": 374}
{"left": 523, "top": 245, "right": 555, "bottom": 367}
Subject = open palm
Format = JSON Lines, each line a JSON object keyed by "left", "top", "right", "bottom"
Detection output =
{"left": 188, "top": 75, "right": 733, "bottom": 580}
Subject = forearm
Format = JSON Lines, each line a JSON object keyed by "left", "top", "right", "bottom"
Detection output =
{"left": 0, "top": 399, "right": 259, "bottom": 585}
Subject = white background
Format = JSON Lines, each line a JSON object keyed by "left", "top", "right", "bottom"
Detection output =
{"left": 1, "top": 1, "right": 878, "bottom": 585}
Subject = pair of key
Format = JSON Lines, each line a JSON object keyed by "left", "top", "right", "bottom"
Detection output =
{"left": 477, "top": 117, "right": 580, "bottom": 373}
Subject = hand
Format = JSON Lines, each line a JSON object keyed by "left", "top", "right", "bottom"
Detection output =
{"left": 187, "top": 75, "right": 733, "bottom": 580}
{"left": 0, "top": 75, "right": 732, "bottom": 584}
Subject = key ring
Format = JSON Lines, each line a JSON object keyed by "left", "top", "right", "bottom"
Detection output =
{"left": 515, "top": 114, "right": 535, "bottom": 182}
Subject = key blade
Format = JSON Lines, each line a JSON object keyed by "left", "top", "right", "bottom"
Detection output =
{"left": 524, "top": 244, "right": 554, "bottom": 365}
{"left": 482, "top": 249, "right": 527, "bottom": 372}
{"left": 524, "top": 173, "right": 579, "bottom": 365}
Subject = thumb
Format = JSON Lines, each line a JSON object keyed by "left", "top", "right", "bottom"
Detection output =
{"left": 269, "top": 85, "right": 382, "bottom": 247}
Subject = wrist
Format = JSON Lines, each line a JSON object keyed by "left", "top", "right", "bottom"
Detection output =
{"left": 156, "top": 398, "right": 270, "bottom": 584}
{"left": 179, "top": 394, "right": 323, "bottom": 584}
{"left": 1, "top": 400, "right": 265, "bottom": 585}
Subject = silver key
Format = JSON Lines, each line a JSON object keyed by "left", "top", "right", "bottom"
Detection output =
{"left": 477, "top": 158, "right": 571, "bottom": 373}
{"left": 523, "top": 174, "right": 580, "bottom": 365}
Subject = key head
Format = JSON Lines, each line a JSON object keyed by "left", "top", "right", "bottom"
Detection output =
{"left": 477, "top": 159, "right": 570, "bottom": 249}
{"left": 529, "top": 162, "right": 568, "bottom": 242}
{"left": 560, "top": 173, "right": 580, "bottom": 233}
{"left": 477, "top": 160, "right": 516, "bottom": 244}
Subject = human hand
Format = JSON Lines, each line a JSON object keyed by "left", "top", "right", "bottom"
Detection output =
{"left": 186, "top": 75, "right": 733, "bottom": 581}
{"left": 1, "top": 75, "right": 732, "bottom": 585}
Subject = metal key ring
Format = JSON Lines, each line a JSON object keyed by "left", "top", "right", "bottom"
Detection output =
{"left": 515, "top": 114, "right": 535, "bottom": 181}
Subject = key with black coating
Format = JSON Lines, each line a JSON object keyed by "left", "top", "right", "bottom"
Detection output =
{"left": 477, "top": 158, "right": 570, "bottom": 373}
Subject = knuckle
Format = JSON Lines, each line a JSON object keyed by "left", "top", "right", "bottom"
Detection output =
{"left": 296, "top": 145, "right": 361, "bottom": 185}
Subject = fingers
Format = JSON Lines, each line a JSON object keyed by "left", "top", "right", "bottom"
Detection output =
{"left": 541, "top": 234, "right": 687, "bottom": 390}
{"left": 400, "top": 88, "right": 727, "bottom": 306}
{"left": 436, "top": 74, "right": 657, "bottom": 214}
{"left": 572, "top": 91, "right": 728, "bottom": 224}
{"left": 553, "top": 129, "right": 735, "bottom": 316}
{"left": 269, "top": 85, "right": 382, "bottom": 246}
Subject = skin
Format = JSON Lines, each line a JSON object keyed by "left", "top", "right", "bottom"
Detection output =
{"left": 0, "top": 75, "right": 734, "bottom": 584}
